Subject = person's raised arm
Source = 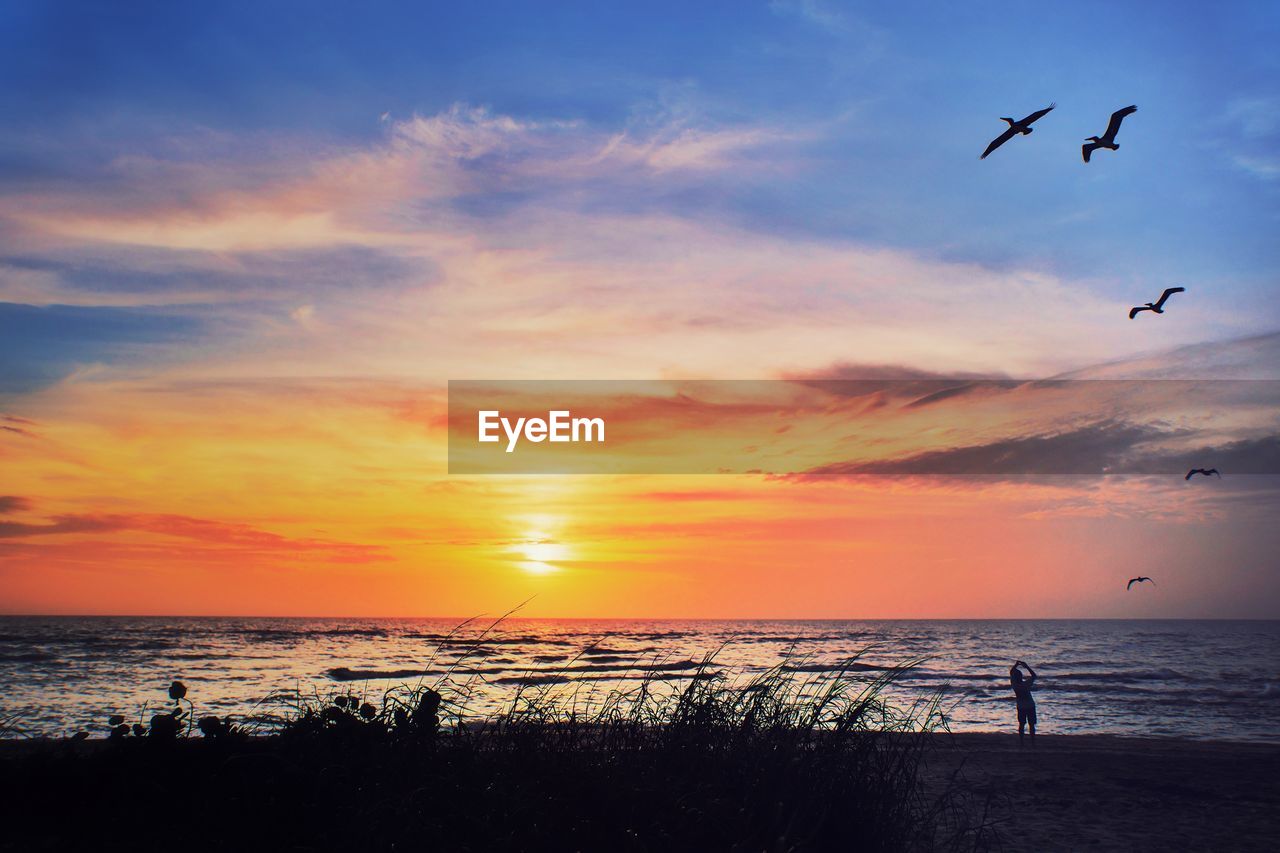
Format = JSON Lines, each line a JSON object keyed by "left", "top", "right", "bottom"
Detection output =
{"left": 1023, "top": 662, "right": 1036, "bottom": 679}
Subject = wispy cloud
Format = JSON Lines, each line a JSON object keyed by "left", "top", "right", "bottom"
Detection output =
{"left": 1232, "top": 155, "right": 1280, "bottom": 181}
{"left": 0, "top": 496, "right": 32, "bottom": 514}
{"left": 0, "top": 509, "right": 387, "bottom": 562}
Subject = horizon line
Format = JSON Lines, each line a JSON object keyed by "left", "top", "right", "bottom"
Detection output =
{"left": 2, "top": 613, "right": 1276, "bottom": 622}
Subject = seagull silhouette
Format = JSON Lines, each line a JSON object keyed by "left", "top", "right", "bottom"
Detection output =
{"left": 1129, "top": 286, "right": 1185, "bottom": 319}
{"left": 1083, "top": 105, "right": 1137, "bottom": 163}
{"left": 980, "top": 103, "right": 1056, "bottom": 159}
{"left": 1127, "top": 576, "right": 1156, "bottom": 590}
{"left": 1185, "top": 468, "right": 1221, "bottom": 480}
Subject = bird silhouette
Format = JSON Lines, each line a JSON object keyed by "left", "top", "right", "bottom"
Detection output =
{"left": 1129, "top": 286, "right": 1185, "bottom": 319}
{"left": 980, "top": 103, "right": 1056, "bottom": 159}
{"left": 1185, "top": 468, "right": 1221, "bottom": 480}
{"left": 1083, "top": 105, "right": 1137, "bottom": 162}
{"left": 1127, "top": 576, "right": 1156, "bottom": 590}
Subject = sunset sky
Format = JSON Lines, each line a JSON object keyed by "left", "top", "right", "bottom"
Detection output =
{"left": 2, "top": 1, "right": 1278, "bottom": 617}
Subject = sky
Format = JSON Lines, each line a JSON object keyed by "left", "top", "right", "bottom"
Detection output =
{"left": 1, "top": 1, "right": 1278, "bottom": 617}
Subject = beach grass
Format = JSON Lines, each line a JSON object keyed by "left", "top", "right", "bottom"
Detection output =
{"left": 0, "top": 645, "right": 999, "bottom": 852}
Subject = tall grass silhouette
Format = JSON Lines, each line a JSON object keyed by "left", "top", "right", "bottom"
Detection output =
{"left": 0, "top": 632, "right": 998, "bottom": 851}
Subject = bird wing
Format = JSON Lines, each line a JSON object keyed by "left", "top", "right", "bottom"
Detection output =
{"left": 1185, "top": 470, "right": 1196, "bottom": 480}
{"left": 1020, "top": 103, "right": 1056, "bottom": 125}
{"left": 981, "top": 127, "right": 1018, "bottom": 159}
{"left": 1153, "top": 286, "right": 1185, "bottom": 309}
{"left": 1209, "top": 469, "right": 1221, "bottom": 477}
{"left": 1082, "top": 142, "right": 1098, "bottom": 163}
{"left": 1104, "top": 105, "right": 1138, "bottom": 140}
{"left": 1146, "top": 578, "right": 1156, "bottom": 586}
{"left": 1129, "top": 305, "right": 1150, "bottom": 319}
{"left": 1127, "top": 578, "right": 1137, "bottom": 590}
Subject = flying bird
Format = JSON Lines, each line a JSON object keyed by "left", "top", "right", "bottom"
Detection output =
{"left": 1127, "top": 576, "right": 1156, "bottom": 590}
{"left": 1082, "top": 105, "right": 1137, "bottom": 163}
{"left": 1129, "top": 286, "right": 1185, "bottom": 319}
{"left": 1185, "top": 468, "right": 1221, "bottom": 480}
{"left": 980, "top": 103, "right": 1056, "bottom": 159}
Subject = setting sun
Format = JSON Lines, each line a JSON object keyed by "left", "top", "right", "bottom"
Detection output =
{"left": 514, "top": 540, "right": 571, "bottom": 574}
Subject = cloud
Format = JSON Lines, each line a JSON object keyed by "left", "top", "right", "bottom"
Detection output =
{"left": 768, "top": 0, "right": 882, "bottom": 43}
{"left": 1232, "top": 155, "right": 1280, "bottom": 181}
{"left": 1058, "top": 332, "right": 1280, "bottom": 380}
{"left": 0, "top": 415, "right": 41, "bottom": 442}
{"left": 631, "top": 489, "right": 760, "bottom": 503}
{"left": 1, "top": 104, "right": 793, "bottom": 255}
{"left": 1217, "top": 98, "right": 1280, "bottom": 183}
{"left": 794, "top": 420, "right": 1159, "bottom": 477}
{"left": 793, "top": 423, "right": 1280, "bottom": 479}
{"left": 0, "top": 301, "right": 206, "bottom": 393}
{"left": 1222, "top": 97, "right": 1280, "bottom": 140}
{"left": 0, "top": 514, "right": 120, "bottom": 538}
{"left": 0, "top": 244, "right": 425, "bottom": 306}
{"left": 0, "top": 496, "right": 31, "bottom": 514}
{"left": 0, "top": 510, "right": 387, "bottom": 562}
{"left": 0, "top": 104, "right": 1273, "bottom": 398}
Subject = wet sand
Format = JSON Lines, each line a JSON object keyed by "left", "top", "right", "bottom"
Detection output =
{"left": 925, "top": 733, "right": 1280, "bottom": 851}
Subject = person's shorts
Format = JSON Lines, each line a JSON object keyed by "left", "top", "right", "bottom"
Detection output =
{"left": 1017, "top": 703, "right": 1037, "bottom": 727}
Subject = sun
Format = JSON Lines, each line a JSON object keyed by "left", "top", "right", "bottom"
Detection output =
{"left": 521, "top": 541, "right": 569, "bottom": 563}
{"left": 513, "top": 539, "right": 571, "bottom": 575}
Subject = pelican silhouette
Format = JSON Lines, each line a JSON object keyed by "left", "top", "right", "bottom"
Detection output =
{"left": 1127, "top": 576, "right": 1156, "bottom": 590}
{"left": 1185, "top": 468, "right": 1221, "bottom": 480}
{"left": 980, "top": 103, "right": 1056, "bottom": 159}
{"left": 1083, "top": 105, "right": 1137, "bottom": 163}
{"left": 1129, "top": 286, "right": 1185, "bottom": 319}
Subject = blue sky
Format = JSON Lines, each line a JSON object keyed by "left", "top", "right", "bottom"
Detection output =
{"left": 1, "top": 0, "right": 1278, "bottom": 386}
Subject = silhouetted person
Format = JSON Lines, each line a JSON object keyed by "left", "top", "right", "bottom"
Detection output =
{"left": 1010, "top": 661, "right": 1037, "bottom": 745}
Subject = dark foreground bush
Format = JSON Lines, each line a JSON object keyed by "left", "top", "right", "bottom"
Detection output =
{"left": 0, "top": 656, "right": 994, "bottom": 852}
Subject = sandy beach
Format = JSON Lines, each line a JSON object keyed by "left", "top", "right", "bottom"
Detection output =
{"left": 924, "top": 733, "right": 1280, "bottom": 851}
{"left": 2, "top": 730, "right": 1277, "bottom": 851}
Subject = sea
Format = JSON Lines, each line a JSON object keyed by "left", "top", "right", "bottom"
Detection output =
{"left": 1, "top": 617, "right": 1276, "bottom": 741}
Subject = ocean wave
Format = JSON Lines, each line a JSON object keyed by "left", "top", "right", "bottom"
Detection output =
{"left": 0, "top": 650, "right": 58, "bottom": 663}
{"left": 493, "top": 674, "right": 571, "bottom": 686}
{"left": 4, "top": 617, "right": 1277, "bottom": 740}
{"left": 241, "top": 627, "right": 387, "bottom": 640}
{"left": 328, "top": 667, "right": 444, "bottom": 682}
{"left": 326, "top": 658, "right": 708, "bottom": 683}
{"left": 492, "top": 671, "right": 719, "bottom": 686}
{"left": 563, "top": 659, "right": 703, "bottom": 674}
{"left": 438, "top": 646, "right": 503, "bottom": 658}
{"left": 0, "top": 633, "right": 35, "bottom": 643}
{"left": 617, "top": 631, "right": 690, "bottom": 641}
{"left": 780, "top": 662, "right": 891, "bottom": 673}
{"left": 581, "top": 646, "right": 658, "bottom": 656}
{"left": 438, "top": 636, "right": 576, "bottom": 647}
{"left": 1053, "top": 669, "right": 1190, "bottom": 682}
{"left": 741, "top": 635, "right": 848, "bottom": 644}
